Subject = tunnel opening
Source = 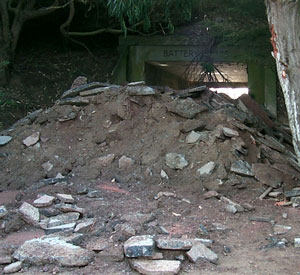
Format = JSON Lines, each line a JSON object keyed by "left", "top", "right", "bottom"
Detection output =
{"left": 145, "top": 61, "right": 248, "bottom": 99}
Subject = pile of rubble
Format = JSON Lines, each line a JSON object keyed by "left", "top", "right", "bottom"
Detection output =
{"left": 1, "top": 79, "right": 300, "bottom": 274}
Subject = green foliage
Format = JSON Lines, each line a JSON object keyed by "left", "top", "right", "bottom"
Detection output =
{"left": 106, "top": 0, "right": 193, "bottom": 34}
{"left": 193, "top": 0, "right": 272, "bottom": 63}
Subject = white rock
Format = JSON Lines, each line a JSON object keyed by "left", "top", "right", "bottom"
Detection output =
{"left": 0, "top": 136, "right": 12, "bottom": 146}
{"left": 19, "top": 202, "right": 40, "bottom": 225}
{"left": 165, "top": 153, "right": 188, "bottom": 170}
{"left": 74, "top": 219, "right": 95, "bottom": 233}
{"left": 45, "top": 223, "right": 76, "bottom": 234}
{"left": 23, "top": 132, "right": 40, "bottom": 147}
{"left": 160, "top": 169, "right": 169, "bottom": 180}
{"left": 0, "top": 205, "right": 8, "bottom": 218}
{"left": 119, "top": 156, "right": 135, "bottom": 169}
{"left": 131, "top": 259, "right": 181, "bottom": 275}
{"left": 33, "top": 195, "right": 55, "bottom": 207}
{"left": 48, "top": 212, "right": 80, "bottom": 228}
{"left": 186, "top": 242, "right": 218, "bottom": 264}
{"left": 42, "top": 161, "right": 53, "bottom": 172}
{"left": 3, "top": 261, "right": 22, "bottom": 274}
{"left": 197, "top": 162, "right": 215, "bottom": 176}
{"left": 186, "top": 131, "right": 201, "bottom": 144}
{"left": 273, "top": 224, "right": 292, "bottom": 235}
{"left": 222, "top": 127, "right": 239, "bottom": 137}
{"left": 294, "top": 238, "right": 300, "bottom": 248}
{"left": 56, "top": 194, "right": 75, "bottom": 204}
{"left": 13, "top": 237, "right": 93, "bottom": 267}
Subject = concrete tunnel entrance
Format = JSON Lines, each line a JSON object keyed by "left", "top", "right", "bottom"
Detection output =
{"left": 113, "top": 35, "right": 277, "bottom": 118}
{"left": 145, "top": 61, "right": 249, "bottom": 99}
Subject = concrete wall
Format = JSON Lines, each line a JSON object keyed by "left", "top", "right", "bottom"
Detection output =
{"left": 112, "top": 35, "right": 277, "bottom": 117}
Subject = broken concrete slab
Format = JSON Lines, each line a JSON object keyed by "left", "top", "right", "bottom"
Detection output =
{"left": 74, "top": 219, "right": 94, "bottom": 233}
{"left": 48, "top": 212, "right": 80, "bottom": 228}
{"left": 3, "top": 261, "right": 22, "bottom": 274}
{"left": 59, "top": 97, "right": 90, "bottom": 106}
{"left": 186, "top": 242, "right": 218, "bottom": 264}
{"left": 80, "top": 86, "right": 114, "bottom": 97}
{"left": 19, "top": 202, "right": 40, "bottom": 225}
{"left": 33, "top": 195, "right": 55, "bottom": 207}
{"left": 165, "top": 153, "right": 188, "bottom": 170}
{"left": 252, "top": 163, "right": 283, "bottom": 188}
{"left": 156, "top": 238, "right": 193, "bottom": 250}
{"left": 45, "top": 222, "right": 76, "bottom": 235}
{"left": 220, "top": 196, "right": 244, "bottom": 212}
{"left": 56, "top": 193, "right": 75, "bottom": 204}
{"left": 124, "top": 235, "right": 155, "bottom": 258}
{"left": 23, "top": 132, "right": 40, "bottom": 147}
{"left": 197, "top": 162, "right": 215, "bottom": 176}
{"left": 294, "top": 238, "right": 300, "bottom": 248}
{"left": 126, "top": 85, "right": 156, "bottom": 96}
{"left": 186, "top": 131, "right": 201, "bottom": 144}
{"left": 0, "top": 136, "right": 12, "bottom": 146}
{"left": 273, "top": 224, "right": 292, "bottom": 235}
{"left": 13, "top": 237, "right": 93, "bottom": 267}
{"left": 285, "top": 189, "right": 300, "bottom": 198}
{"left": 130, "top": 259, "right": 181, "bottom": 275}
{"left": 61, "top": 82, "right": 109, "bottom": 99}
{"left": 56, "top": 203, "right": 85, "bottom": 214}
{"left": 230, "top": 160, "right": 254, "bottom": 177}
{"left": 222, "top": 127, "right": 239, "bottom": 137}
{"left": 167, "top": 97, "right": 208, "bottom": 119}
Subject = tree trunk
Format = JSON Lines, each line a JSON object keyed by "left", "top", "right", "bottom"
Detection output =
{"left": 265, "top": 0, "right": 300, "bottom": 163}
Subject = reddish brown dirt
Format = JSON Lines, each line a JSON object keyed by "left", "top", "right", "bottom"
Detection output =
{"left": 0, "top": 85, "right": 300, "bottom": 274}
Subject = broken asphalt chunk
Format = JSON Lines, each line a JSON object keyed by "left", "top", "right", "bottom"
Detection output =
{"left": 124, "top": 235, "right": 155, "bottom": 258}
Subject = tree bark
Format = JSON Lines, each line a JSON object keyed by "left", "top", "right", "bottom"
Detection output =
{"left": 265, "top": 0, "right": 300, "bottom": 163}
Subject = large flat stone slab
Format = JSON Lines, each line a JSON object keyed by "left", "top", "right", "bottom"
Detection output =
{"left": 252, "top": 163, "right": 283, "bottom": 188}
{"left": 13, "top": 237, "right": 93, "bottom": 267}
{"left": 130, "top": 260, "right": 181, "bottom": 275}
{"left": 167, "top": 98, "right": 208, "bottom": 119}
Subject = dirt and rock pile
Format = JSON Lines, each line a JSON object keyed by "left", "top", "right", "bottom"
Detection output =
{"left": 1, "top": 80, "right": 300, "bottom": 274}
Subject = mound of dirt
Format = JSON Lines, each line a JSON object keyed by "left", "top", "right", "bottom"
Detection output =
{"left": 0, "top": 81, "right": 298, "bottom": 192}
{"left": 1, "top": 81, "right": 300, "bottom": 274}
